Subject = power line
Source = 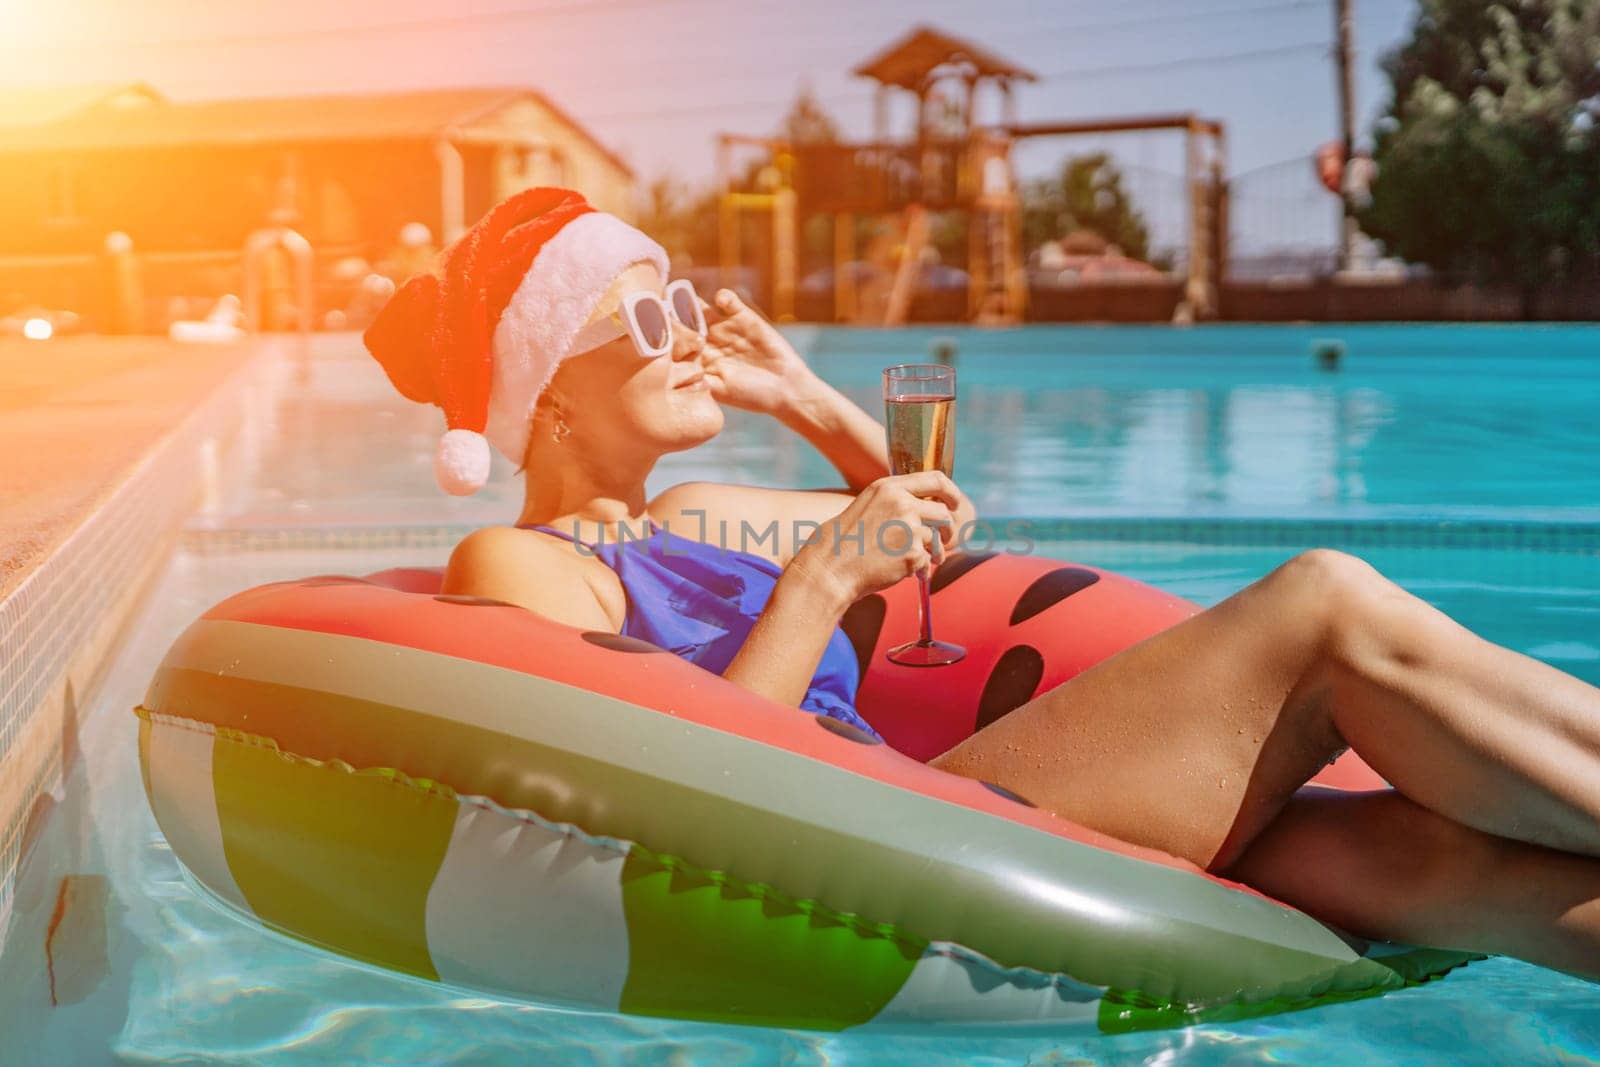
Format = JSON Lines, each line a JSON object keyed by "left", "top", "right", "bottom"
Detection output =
{"left": 1034, "top": 39, "right": 1329, "bottom": 82}
{"left": 116, "top": 36, "right": 1330, "bottom": 125}
{"left": 0, "top": 0, "right": 1333, "bottom": 138}
{"left": 582, "top": 40, "right": 1331, "bottom": 124}
{"left": 0, "top": 0, "right": 1320, "bottom": 58}
{"left": 556, "top": 3, "right": 1331, "bottom": 103}
{"left": 0, "top": 0, "right": 688, "bottom": 54}
{"left": 977, "top": 0, "right": 1323, "bottom": 44}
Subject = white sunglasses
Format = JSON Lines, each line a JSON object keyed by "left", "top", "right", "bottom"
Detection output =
{"left": 569, "top": 279, "right": 707, "bottom": 359}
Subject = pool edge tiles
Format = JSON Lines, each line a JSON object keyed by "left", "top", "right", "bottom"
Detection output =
{"left": 0, "top": 340, "right": 286, "bottom": 942}
{"left": 176, "top": 515, "right": 1600, "bottom": 558}
{"left": 1015, "top": 516, "right": 1600, "bottom": 555}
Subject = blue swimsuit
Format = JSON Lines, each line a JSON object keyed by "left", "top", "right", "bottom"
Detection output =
{"left": 522, "top": 521, "right": 882, "bottom": 741}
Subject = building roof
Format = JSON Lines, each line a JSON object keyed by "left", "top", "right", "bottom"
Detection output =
{"left": 852, "top": 26, "right": 1037, "bottom": 92}
{"left": 0, "top": 86, "right": 632, "bottom": 174}
{"left": 0, "top": 82, "right": 163, "bottom": 127}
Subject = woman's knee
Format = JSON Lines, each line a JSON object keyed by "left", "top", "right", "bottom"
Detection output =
{"left": 1260, "top": 550, "right": 1388, "bottom": 640}
{"left": 1273, "top": 548, "right": 1382, "bottom": 592}
{"left": 1271, "top": 549, "right": 1445, "bottom": 684}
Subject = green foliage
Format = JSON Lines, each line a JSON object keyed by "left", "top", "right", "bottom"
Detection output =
{"left": 637, "top": 176, "right": 721, "bottom": 268}
{"left": 1361, "top": 0, "right": 1600, "bottom": 294}
{"left": 1021, "top": 154, "right": 1153, "bottom": 263}
{"left": 779, "top": 86, "right": 841, "bottom": 145}
{"left": 642, "top": 88, "right": 848, "bottom": 270}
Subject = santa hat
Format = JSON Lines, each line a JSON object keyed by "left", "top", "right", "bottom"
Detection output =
{"left": 363, "top": 187, "right": 668, "bottom": 495}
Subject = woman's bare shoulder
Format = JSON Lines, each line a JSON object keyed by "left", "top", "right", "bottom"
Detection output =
{"left": 442, "top": 525, "right": 621, "bottom": 631}
{"left": 649, "top": 481, "right": 855, "bottom": 563}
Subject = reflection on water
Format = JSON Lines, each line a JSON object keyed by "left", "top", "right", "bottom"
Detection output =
{"left": 231, "top": 326, "right": 1600, "bottom": 526}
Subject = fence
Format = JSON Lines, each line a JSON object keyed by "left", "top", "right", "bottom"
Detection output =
{"left": 0, "top": 242, "right": 372, "bottom": 333}
{"left": 1225, "top": 155, "right": 1342, "bottom": 282}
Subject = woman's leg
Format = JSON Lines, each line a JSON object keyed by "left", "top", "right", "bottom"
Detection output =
{"left": 1227, "top": 788, "right": 1600, "bottom": 979}
{"left": 930, "top": 549, "right": 1600, "bottom": 871}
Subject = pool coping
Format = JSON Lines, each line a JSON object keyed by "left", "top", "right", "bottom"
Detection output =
{"left": 0, "top": 339, "right": 285, "bottom": 938}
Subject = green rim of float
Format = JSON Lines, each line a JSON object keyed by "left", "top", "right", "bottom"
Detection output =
{"left": 134, "top": 707, "right": 1476, "bottom": 1033}
{"left": 134, "top": 559, "right": 1482, "bottom": 1032}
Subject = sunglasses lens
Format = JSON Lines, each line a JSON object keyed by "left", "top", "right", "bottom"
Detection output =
{"left": 672, "top": 285, "right": 705, "bottom": 335}
{"left": 632, "top": 298, "right": 669, "bottom": 353}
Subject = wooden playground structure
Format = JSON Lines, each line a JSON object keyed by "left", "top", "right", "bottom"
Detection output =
{"left": 717, "top": 27, "right": 1227, "bottom": 324}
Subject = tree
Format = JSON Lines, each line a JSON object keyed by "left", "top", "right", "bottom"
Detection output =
{"left": 1021, "top": 154, "right": 1153, "bottom": 263}
{"left": 779, "top": 84, "right": 841, "bottom": 145}
{"left": 1360, "top": 0, "right": 1600, "bottom": 310}
{"left": 636, "top": 176, "right": 721, "bottom": 268}
{"left": 638, "top": 88, "right": 848, "bottom": 280}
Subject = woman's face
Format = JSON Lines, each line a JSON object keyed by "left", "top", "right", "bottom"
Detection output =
{"left": 544, "top": 263, "right": 724, "bottom": 457}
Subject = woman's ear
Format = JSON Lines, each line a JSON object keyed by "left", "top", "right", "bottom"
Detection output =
{"left": 525, "top": 383, "right": 571, "bottom": 459}
{"left": 537, "top": 383, "right": 571, "bottom": 422}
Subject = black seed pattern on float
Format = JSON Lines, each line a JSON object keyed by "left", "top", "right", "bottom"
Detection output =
{"left": 1008, "top": 568, "right": 1100, "bottom": 625}
{"left": 433, "top": 593, "right": 516, "bottom": 607}
{"left": 981, "top": 780, "right": 1038, "bottom": 807}
{"left": 928, "top": 552, "right": 998, "bottom": 595}
{"left": 839, "top": 594, "right": 888, "bottom": 680}
{"left": 580, "top": 632, "right": 667, "bottom": 653}
{"left": 976, "top": 645, "right": 1045, "bottom": 730}
{"left": 814, "top": 715, "right": 884, "bottom": 745}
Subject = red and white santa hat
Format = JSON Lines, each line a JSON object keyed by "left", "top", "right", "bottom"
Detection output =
{"left": 363, "top": 187, "right": 668, "bottom": 495}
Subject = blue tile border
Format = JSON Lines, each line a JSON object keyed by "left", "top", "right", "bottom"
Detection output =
{"left": 180, "top": 516, "right": 1600, "bottom": 557}
{"left": 1008, "top": 517, "right": 1600, "bottom": 556}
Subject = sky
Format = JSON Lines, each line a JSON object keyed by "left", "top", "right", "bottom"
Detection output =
{"left": 0, "top": 0, "right": 1420, "bottom": 252}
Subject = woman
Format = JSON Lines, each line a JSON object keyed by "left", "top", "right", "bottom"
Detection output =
{"left": 364, "top": 188, "right": 1600, "bottom": 980}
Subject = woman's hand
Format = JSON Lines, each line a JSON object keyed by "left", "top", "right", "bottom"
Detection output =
{"left": 701, "top": 288, "right": 891, "bottom": 491}
{"left": 701, "top": 289, "right": 818, "bottom": 416}
{"left": 786, "top": 471, "right": 965, "bottom": 611}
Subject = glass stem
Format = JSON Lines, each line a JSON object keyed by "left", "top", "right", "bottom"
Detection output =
{"left": 917, "top": 568, "right": 934, "bottom": 645}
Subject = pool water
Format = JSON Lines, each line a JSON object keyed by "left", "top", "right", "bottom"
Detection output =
{"left": 792, "top": 324, "right": 1600, "bottom": 521}
{"left": 3, "top": 327, "right": 1598, "bottom": 1064}
{"left": 223, "top": 324, "right": 1600, "bottom": 525}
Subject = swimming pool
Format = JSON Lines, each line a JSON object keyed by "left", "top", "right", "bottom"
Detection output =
{"left": 2, "top": 326, "right": 1597, "bottom": 1064}
{"left": 221, "top": 323, "right": 1600, "bottom": 525}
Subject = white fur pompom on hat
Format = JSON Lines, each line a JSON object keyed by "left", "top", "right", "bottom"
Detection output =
{"left": 362, "top": 187, "right": 668, "bottom": 495}
{"left": 434, "top": 428, "right": 494, "bottom": 496}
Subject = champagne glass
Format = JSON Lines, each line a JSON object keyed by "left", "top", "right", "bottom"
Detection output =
{"left": 883, "top": 363, "right": 966, "bottom": 666}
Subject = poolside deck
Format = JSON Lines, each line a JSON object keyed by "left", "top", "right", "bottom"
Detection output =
{"left": 0, "top": 336, "right": 252, "bottom": 600}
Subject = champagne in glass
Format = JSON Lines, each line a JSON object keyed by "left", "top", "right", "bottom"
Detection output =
{"left": 887, "top": 395, "right": 954, "bottom": 478}
{"left": 883, "top": 364, "right": 965, "bottom": 667}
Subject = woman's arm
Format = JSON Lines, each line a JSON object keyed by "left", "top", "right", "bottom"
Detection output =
{"left": 702, "top": 290, "right": 889, "bottom": 491}
{"left": 778, "top": 373, "right": 891, "bottom": 492}
{"left": 441, "top": 526, "right": 621, "bottom": 630}
{"left": 444, "top": 518, "right": 853, "bottom": 709}
{"left": 445, "top": 473, "right": 959, "bottom": 713}
{"left": 720, "top": 553, "right": 853, "bottom": 706}
{"left": 720, "top": 472, "right": 961, "bottom": 706}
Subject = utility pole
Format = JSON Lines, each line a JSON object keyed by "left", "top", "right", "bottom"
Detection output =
{"left": 1334, "top": 0, "right": 1356, "bottom": 273}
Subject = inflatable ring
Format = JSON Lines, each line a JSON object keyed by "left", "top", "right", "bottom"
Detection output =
{"left": 136, "top": 551, "right": 1476, "bottom": 1033}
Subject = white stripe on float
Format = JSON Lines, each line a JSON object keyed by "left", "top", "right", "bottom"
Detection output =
{"left": 859, "top": 944, "right": 1104, "bottom": 1028}
{"left": 424, "top": 798, "right": 631, "bottom": 1009}
{"left": 145, "top": 716, "right": 249, "bottom": 912}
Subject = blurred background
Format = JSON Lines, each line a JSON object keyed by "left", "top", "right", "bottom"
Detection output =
{"left": 1, "top": 0, "right": 1596, "bottom": 338}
